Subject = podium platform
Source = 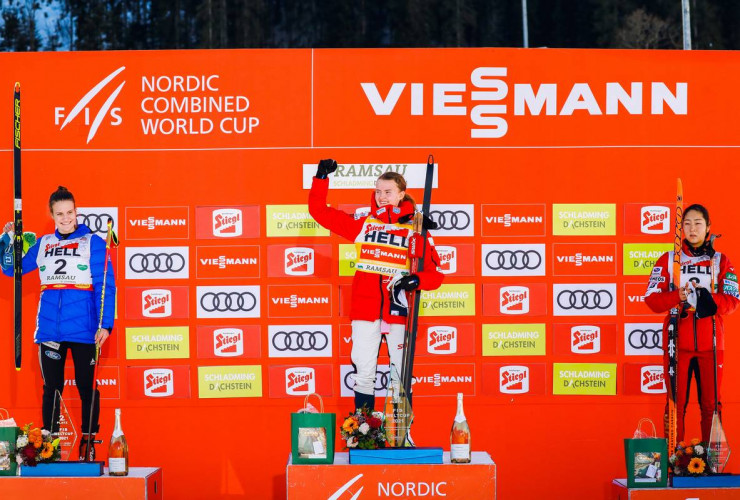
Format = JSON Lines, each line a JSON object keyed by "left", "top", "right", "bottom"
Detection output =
{"left": 0, "top": 466, "right": 162, "bottom": 500}
{"left": 611, "top": 478, "right": 740, "bottom": 499}
{"left": 287, "top": 451, "right": 496, "bottom": 499}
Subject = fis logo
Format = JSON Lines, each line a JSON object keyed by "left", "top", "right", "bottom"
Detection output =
{"left": 213, "top": 328, "right": 244, "bottom": 357}
{"left": 286, "top": 367, "right": 315, "bottom": 395}
{"left": 570, "top": 326, "right": 601, "bottom": 354}
{"left": 54, "top": 66, "right": 125, "bottom": 143}
{"left": 641, "top": 365, "right": 666, "bottom": 394}
{"left": 436, "top": 246, "right": 457, "bottom": 274}
{"left": 144, "top": 368, "right": 174, "bottom": 397}
{"left": 285, "top": 247, "right": 315, "bottom": 276}
{"left": 641, "top": 206, "right": 670, "bottom": 234}
{"left": 427, "top": 326, "right": 457, "bottom": 355}
{"left": 142, "top": 289, "right": 172, "bottom": 318}
{"left": 499, "top": 366, "right": 530, "bottom": 394}
{"left": 212, "top": 209, "right": 243, "bottom": 237}
{"left": 500, "top": 286, "right": 530, "bottom": 315}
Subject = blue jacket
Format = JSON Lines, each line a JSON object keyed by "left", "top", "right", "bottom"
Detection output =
{"left": 2, "top": 224, "right": 116, "bottom": 344}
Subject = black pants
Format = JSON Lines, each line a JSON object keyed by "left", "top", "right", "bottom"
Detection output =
{"left": 38, "top": 342, "right": 100, "bottom": 434}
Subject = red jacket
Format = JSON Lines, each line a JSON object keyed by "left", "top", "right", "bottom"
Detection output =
{"left": 308, "top": 177, "right": 443, "bottom": 324}
{"left": 644, "top": 242, "right": 739, "bottom": 352}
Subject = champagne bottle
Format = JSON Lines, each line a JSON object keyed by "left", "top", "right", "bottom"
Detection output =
{"left": 108, "top": 408, "right": 129, "bottom": 476}
{"left": 450, "top": 392, "right": 471, "bottom": 463}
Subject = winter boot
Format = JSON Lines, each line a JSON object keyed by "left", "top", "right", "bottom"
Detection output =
{"left": 79, "top": 434, "right": 100, "bottom": 462}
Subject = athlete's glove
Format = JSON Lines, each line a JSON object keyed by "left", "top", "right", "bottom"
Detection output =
{"left": 316, "top": 159, "right": 338, "bottom": 179}
{"left": 694, "top": 287, "right": 718, "bottom": 319}
{"left": 398, "top": 213, "right": 438, "bottom": 230}
{"left": 393, "top": 274, "right": 420, "bottom": 292}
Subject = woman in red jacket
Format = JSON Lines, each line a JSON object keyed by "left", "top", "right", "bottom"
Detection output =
{"left": 309, "top": 159, "right": 444, "bottom": 411}
{"left": 645, "top": 204, "right": 738, "bottom": 443}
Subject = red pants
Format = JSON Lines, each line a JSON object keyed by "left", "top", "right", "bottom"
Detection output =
{"left": 664, "top": 349, "right": 724, "bottom": 443}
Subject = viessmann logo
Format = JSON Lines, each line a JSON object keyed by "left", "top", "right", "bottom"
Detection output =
{"left": 362, "top": 69, "right": 687, "bottom": 139}
{"left": 55, "top": 66, "right": 126, "bottom": 143}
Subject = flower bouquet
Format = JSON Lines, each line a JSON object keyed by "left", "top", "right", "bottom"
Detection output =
{"left": 671, "top": 439, "right": 709, "bottom": 476}
{"left": 340, "top": 407, "right": 386, "bottom": 450}
{"left": 14, "top": 423, "right": 62, "bottom": 467}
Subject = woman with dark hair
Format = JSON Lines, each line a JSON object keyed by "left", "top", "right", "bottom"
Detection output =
{"left": 309, "top": 160, "right": 444, "bottom": 411}
{"left": 2, "top": 186, "right": 116, "bottom": 460}
{"left": 645, "top": 204, "right": 738, "bottom": 443}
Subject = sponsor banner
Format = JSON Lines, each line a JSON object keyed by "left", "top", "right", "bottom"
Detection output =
{"left": 552, "top": 363, "right": 617, "bottom": 395}
{"left": 124, "top": 286, "right": 189, "bottom": 320}
{"left": 623, "top": 243, "right": 672, "bottom": 276}
{"left": 125, "top": 246, "right": 189, "bottom": 280}
{"left": 428, "top": 204, "right": 474, "bottom": 237}
{"left": 624, "top": 323, "right": 664, "bottom": 356}
{"left": 422, "top": 324, "right": 475, "bottom": 356}
{"left": 301, "top": 163, "right": 439, "bottom": 189}
{"left": 63, "top": 365, "right": 120, "bottom": 400}
{"left": 195, "top": 206, "right": 260, "bottom": 239}
{"left": 77, "top": 207, "right": 119, "bottom": 238}
{"left": 553, "top": 283, "right": 617, "bottom": 316}
{"left": 419, "top": 284, "right": 476, "bottom": 317}
{"left": 268, "top": 284, "right": 332, "bottom": 318}
{"left": 552, "top": 204, "right": 616, "bottom": 236}
{"left": 340, "top": 364, "right": 390, "bottom": 398}
{"left": 268, "top": 365, "right": 334, "bottom": 397}
{"left": 268, "top": 325, "right": 333, "bottom": 358}
{"left": 482, "top": 324, "right": 546, "bottom": 356}
{"left": 624, "top": 204, "right": 672, "bottom": 235}
{"left": 338, "top": 244, "right": 358, "bottom": 276}
{"left": 267, "top": 244, "right": 332, "bottom": 277}
{"left": 196, "top": 285, "right": 261, "bottom": 318}
{"left": 481, "top": 204, "right": 546, "bottom": 237}
{"left": 435, "top": 244, "right": 475, "bottom": 276}
{"left": 195, "top": 245, "right": 260, "bottom": 278}
{"left": 481, "top": 244, "right": 546, "bottom": 276}
{"left": 482, "top": 283, "right": 547, "bottom": 316}
{"left": 552, "top": 323, "right": 617, "bottom": 356}
{"left": 127, "top": 366, "right": 191, "bottom": 399}
{"left": 552, "top": 243, "right": 617, "bottom": 276}
{"left": 266, "top": 205, "right": 329, "bottom": 237}
{"left": 412, "top": 363, "right": 475, "bottom": 397}
{"left": 624, "top": 282, "right": 661, "bottom": 316}
{"left": 125, "top": 206, "right": 189, "bottom": 239}
{"left": 197, "top": 365, "right": 262, "bottom": 399}
{"left": 196, "top": 325, "right": 261, "bottom": 359}
{"left": 624, "top": 364, "right": 667, "bottom": 395}
{"left": 125, "top": 326, "right": 190, "bottom": 359}
{"left": 481, "top": 363, "right": 547, "bottom": 396}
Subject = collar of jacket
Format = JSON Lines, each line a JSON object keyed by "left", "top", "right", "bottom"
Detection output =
{"left": 368, "top": 192, "right": 415, "bottom": 223}
{"left": 55, "top": 223, "right": 91, "bottom": 240}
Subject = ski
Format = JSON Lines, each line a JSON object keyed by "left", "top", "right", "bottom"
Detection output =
{"left": 13, "top": 83, "right": 22, "bottom": 371}
{"left": 666, "top": 178, "right": 682, "bottom": 459}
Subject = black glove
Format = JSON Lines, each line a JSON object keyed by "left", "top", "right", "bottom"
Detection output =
{"left": 394, "top": 274, "right": 420, "bottom": 291}
{"left": 695, "top": 287, "right": 717, "bottom": 319}
{"left": 316, "top": 159, "right": 337, "bottom": 179}
{"left": 398, "top": 213, "right": 438, "bottom": 230}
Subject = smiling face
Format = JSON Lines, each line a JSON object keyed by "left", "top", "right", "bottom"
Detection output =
{"left": 50, "top": 200, "right": 77, "bottom": 235}
{"left": 683, "top": 209, "right": 709, "bottom": 247}
{"left": 374, "top": 178, "right": 406, "bottom": 208}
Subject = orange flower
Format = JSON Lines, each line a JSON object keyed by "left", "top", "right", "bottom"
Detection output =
{"left": 678, "top": 441, "right": 687, "bottom": 448}
{"left": 688, "top": 457, "right": 706, "bottom": 474}
{"left": 40, "top": 442, "right": 54, "bottom": 459}
{"left": 342, "top": 417, "right": 359, "bottom": 433}
{"left": 685, "top": 447, "right": 694, "bottom": 456}
{"left": 690, "top": 438, "right": 701, "bottom": 446}
{"left": 33, "top": 439, "right": 43, "bottom": 449}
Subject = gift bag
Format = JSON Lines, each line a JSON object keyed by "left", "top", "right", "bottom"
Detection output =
{"left": 624, "top": 418, "right": 668, "bottom": 488}
{"left": 291, "top": 394, "right": 335, "bottom": 465}
{"left": 0, "top": 408, "right": 19, "bottom": 477}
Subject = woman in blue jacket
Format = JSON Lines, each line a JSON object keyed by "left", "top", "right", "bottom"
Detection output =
{"left": 2, "top": 186, "right": 116, "bottom": 459}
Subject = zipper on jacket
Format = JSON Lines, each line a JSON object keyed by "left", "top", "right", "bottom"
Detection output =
{"left": 693, "top": 313, "right": 698, "bottom": 351}
{"left": 57, "top": 292, "right": 62, "bottom": 342}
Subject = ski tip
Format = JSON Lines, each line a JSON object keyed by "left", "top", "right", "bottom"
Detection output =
{"left": 15, "top": 367, "right": 21, "bottom": 372}
{"left": 14, "top": 82, "right": 20, "bottom": 92}
{"left": 427, "top": 154, "right": 434, "bottom": 165}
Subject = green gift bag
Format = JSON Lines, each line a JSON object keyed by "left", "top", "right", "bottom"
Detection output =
{"left": 291, "top": 394, "right": 335, "bottom": 465}
{"left": 624, "top": 418, "right": 668, "bottom": 488}
{"left": 0, "top": 408, "right": 19, "bottom": 477}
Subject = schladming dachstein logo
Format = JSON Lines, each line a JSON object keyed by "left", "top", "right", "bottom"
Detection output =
{"left": 54, "top": 66, "right": 126, "bottom": 143}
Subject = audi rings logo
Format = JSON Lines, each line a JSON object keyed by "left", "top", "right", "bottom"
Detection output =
{"left": 196, "top": 286, "right": 260, "bottom": 318}
{"left": 624, "top": 323, "right": 663, "bottom": 355}
{"left": 125, "top": 246, "right": 189, "bottom": 280}
{"left": 428, "top": 204, "right": 474, "bottom": 236}
{"left": 553, "top": 284, "right": 617, "bottom": 316}
{"left": 482, "top": 244, "right": 545, "bottom": 276}
{"left": 77, "top": 207, "right": 118, "bottom": 236}
{"left": 339, "top": 364, "right": 391, "bottom": 397}
{"left": 268, "top": 325, "right": 332, "bottom": 358}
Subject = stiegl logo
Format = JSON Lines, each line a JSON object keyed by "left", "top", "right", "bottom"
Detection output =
{"left": 285, "top": 247, "right": 315, "bottom": 275}
{"left": 142, "top": 289, "right": 172, "bottom": 318}
{"left": 435, "top": 246, "right": 457, "bottom": 274}
{"left": 427, "top": 326, "right": 457, "bottom": 354}
{"left": 54, "top": 66, "right": 126, "bottom": 144}
{"left": 144, "top": 368, "right": 174, "bottom": 397}
{"left": 286, "top": 367, "right": 315, "bottom": 395}
{"left": 641, "top": 206, "right": 670, "bottom": 234}
{"left": 213, "top": 328, "right": 244, "bottom": 357}
{"left": 571, "top": 326, "right": 601, "bottom": 354}
{"left": 362, "top": 68, "right": 687, "bottom": 139}
{"left": 500, "top": 365, "right": 530, "bottom": 394}
{"left": 641, "top": 366, "right": 666, "bottom": 394}
{"left": 500, "top": 286, "right": 530, "bottom": 314}
{"left": 212, "top": 209, "right": 242, "bottom": 237}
